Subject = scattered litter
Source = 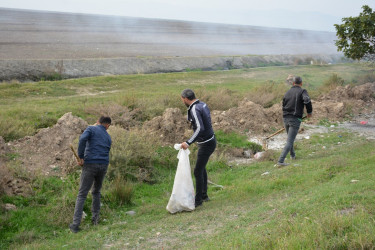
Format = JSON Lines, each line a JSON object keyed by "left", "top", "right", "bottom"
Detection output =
{"left": 350, "top": 179, "right": 359, "bottom": 183}
{"left": 330, "top": 125, "right": 335, "bottom": 128}
{"left": 254, "top": 152, "right": 265, "bottom": 159}
{"left": 261, "top": 171, "right": 270, "bottom": 176}
{"left": 126, "top": 211, "right": 136, "bottom": 216}
{"left": 304, "top": 136, "right": 310, "bottom": 139}
{"left": 322, "top": 146, "right": 326, "bottom": 149}
{"left": 293, "top": 164, "right": 301, "bottom": 167}
{"left": 82, "top": 211, "right": 87, "bottom": 219}
{"left": 156, "top": 232, "right": 161, "bottom": 237}
{"left": 360, "top": 121, "right": 368, "bottom": 125}
{"left": 338, "top": 135, "right": 342, "bottom": 138}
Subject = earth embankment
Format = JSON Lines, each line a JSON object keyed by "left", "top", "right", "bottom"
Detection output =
{"left": 0, "top": 54, "right": 344, "bottom": 81}
{"left": 0, "top": 8, "right": 344, "bottom": 81}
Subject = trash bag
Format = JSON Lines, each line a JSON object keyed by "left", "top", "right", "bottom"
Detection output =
{"left": 166, "top": 144, "right": 195, "bottom": 213}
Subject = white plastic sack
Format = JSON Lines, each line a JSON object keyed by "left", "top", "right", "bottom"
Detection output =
{"left": 166, "top": 144, "right": 195, "bottom": 213}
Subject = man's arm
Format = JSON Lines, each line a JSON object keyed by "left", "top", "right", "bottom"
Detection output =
{"left": 302, "top": 90, "right": 313, "bottom": 117}
{"left": 77, "top": 127, "right": 92, "bottom": 160}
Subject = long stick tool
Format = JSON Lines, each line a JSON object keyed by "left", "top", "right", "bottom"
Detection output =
{"left": 69, "top": 144, "right": 80, "bottom": 162}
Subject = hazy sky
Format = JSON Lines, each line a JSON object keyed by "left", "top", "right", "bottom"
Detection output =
{"left": 1, "top": 0, "right": 374, "bottom": 31}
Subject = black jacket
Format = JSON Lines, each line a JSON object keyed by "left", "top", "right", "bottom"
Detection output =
{"left": 282, "top": 86, "right": 313, "bottom": 118}
{"left": 186, "top": 100, "right": 215, "bottom": 145}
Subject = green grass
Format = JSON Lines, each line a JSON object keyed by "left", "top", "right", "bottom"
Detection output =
{"left": 1, "top": 63, "right": 375, "bottom": 248}
{"left": 1, "top": 63, "right": 373, "bottom": 141}
{"left": 1, "top": 130, "right": 374, "bottom": 249}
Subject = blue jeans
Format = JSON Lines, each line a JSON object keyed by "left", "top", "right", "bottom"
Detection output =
{"left": 278, "top": 117, "right": 301, "bottom": 163}
{"left": 72, "top": 163, "right": 108, "bottom": 227}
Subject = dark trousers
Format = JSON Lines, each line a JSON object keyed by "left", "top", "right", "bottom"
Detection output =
{"left": 194, "top": 138, "right": 216, "bottom": 205}
{"left": 278, "top": 117, "right": 301, "bottom": 163}
{"left": 72, "top": 163, "right": 108, "bottom": 227}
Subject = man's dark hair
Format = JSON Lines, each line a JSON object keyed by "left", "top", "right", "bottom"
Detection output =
{"left": 294, "top": 76, "right": 302, "bottom": 85}
{"left": 181, "top": 89, "right": 196, "bottom": 100}
{"left": 99, "top": 116, "right": 111, "bottom": 125}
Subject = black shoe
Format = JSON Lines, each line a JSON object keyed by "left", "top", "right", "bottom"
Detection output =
{"left": 195, "top": 202, "right": 203, "bottom": 208}
{"left": 203, "top": 197, "right": 210, "bottom": 202}
{"left": 69, "top": 224, "right": 80, "bottom": 233}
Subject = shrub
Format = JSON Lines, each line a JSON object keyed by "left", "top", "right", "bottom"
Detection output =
{"left": 106, "top": 177, "right": 133, "bottom": 206}
{"left": 39, "top": 73, "right": 63, "bottom": 81}
{"left": 319, "top": 74, "right": 345, "bottom": 93}
{"left": 245, "top": 81, "right": 288, "bottom": 108}
{"left": 197, "top": 88, "right": 239, "bottom": 111}
{"left": 84, "top": 103, "right": 142, "bottom": 129}
{"left": 354, "top": 72, "right": 375, "bottom": 85}
{"left": 107, "top": 126, "right": 160, "bottom": 183}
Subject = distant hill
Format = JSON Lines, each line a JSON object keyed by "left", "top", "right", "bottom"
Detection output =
{"left": 0, "top": 8, "right": 339, "bottom": 60}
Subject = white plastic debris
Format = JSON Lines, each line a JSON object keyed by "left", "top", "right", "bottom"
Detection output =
{"left": 254, "top": 151, "right": 265, "bottom": 159}
{"left": 166, "top": 144, "right": 195, "bottom": 213}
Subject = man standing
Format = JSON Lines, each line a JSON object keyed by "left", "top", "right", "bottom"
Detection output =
{"left": 180, "top": 89, "right": 216, "bottom": 208}
{"left": 276, "top": 76, "right": 312, "bottom": 167}
{"left": 69, "top": 116, "right": 112, "bottom": 233}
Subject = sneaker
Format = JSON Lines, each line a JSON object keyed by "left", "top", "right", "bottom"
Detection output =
{"left": 195, "top": 202, "right": 203, "bottom": 208}
{"left": 274, "top": 162, "right": 290, "bottom": 167}
{"left": 203, "top": 197, "right": 210, "bottom": 202}
{"left": 69, "top": 224, "right": 80, "bottom": 233}
{"left": 291, "top": 156, "right": 296, "bottom": 160}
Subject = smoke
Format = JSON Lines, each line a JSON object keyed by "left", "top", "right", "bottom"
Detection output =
{"left": 0, "top": 8, "right": 340, "bottom": 60}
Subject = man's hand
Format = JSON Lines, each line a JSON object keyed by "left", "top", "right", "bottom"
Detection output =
{"left": 77, "top": 158, "right": 84, "bottom": 166}
{"left": 181, "top": 142, "right": 189, "bottom": 150}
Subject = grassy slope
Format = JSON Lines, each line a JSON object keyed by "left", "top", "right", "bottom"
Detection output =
{"left": 1, "top": 63, "right": 375, "bottom": 249}
{"left": 5, "top": 131, "right": 374, "bottom": 249}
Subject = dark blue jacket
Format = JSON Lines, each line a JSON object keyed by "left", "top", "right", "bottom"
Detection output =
{"left": 78, "top": 125, "right": 112, "bottom": 164}
{"left": 186, "top": 100, "right": 215, "bottom": 145}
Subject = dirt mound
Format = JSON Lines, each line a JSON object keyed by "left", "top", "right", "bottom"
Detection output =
{"left": 212, "top": 99, "right": 283, "bottom": 134}
{"left": 143, "top": 108, "right": 190, "bottom": 144}
{"left": 144, "top": 83, "right": 375, "bottom": 142}
{"left": 312, "top": 82, "right": 375, "bottom": 122}
{"left": 8, "top": 112, "right": 88, "bottom": 176}
{"left": 143, "top": 101, "right": 284, "bottom": 144}
{"left": 319, "top": 82, "right": 375, "bottom": 102}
